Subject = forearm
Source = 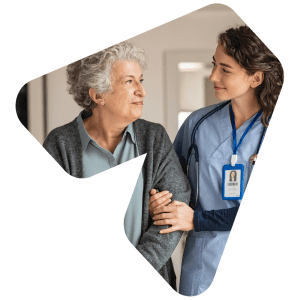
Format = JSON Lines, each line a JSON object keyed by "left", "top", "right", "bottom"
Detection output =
{"left": 194, "top": 205, "right": 239, "bottom": 232}
{"left": 138, "top": 124, "right": 190, "bottom": 271}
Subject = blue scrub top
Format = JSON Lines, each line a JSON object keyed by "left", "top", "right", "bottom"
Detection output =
{"left": 174, "top": 102, "right": 265, "bottom": 296}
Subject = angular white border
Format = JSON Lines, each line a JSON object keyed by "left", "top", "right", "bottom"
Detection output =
{"left": 1, "top": 0, "right": 299, "bottom": 299}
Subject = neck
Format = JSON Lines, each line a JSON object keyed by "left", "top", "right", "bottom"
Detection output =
{"left": 83, "top": 107, "right": 128, "bottom": 153}
{"left": 231, "top": 97, "right": 261, "bottom": 129}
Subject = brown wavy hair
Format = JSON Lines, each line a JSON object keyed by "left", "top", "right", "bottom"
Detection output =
{"left": 218, "top": 25, "right": 284, "bottom": 127}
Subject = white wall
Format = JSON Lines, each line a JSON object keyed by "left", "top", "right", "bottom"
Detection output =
{"left": 46, "top": 67, "right": 82, "bottom": 134}
{"left": 28, "top": 76, "right": 44, "bottom": 144}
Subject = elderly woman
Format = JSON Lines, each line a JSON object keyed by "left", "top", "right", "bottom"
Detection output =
{"left": 43, "top": 41, "right": 191, "bottom": 290}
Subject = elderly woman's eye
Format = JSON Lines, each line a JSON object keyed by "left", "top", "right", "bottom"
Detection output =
{"left": 140, "top": 79, "right": 144, "bottom": 83}
{"left": 125, "top": 80, "right": 133, "bottom": 84}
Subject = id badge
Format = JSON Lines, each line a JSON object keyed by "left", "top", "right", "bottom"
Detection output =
{"left": 222, "top": 164, "right": 244, "bottom": 200}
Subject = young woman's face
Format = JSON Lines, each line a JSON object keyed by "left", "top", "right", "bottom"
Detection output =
{"left": 230, "top": 171, "right": 236, "bottom": 180}
{"left": 209, "top": 43, "right": 255, "bottom": 102}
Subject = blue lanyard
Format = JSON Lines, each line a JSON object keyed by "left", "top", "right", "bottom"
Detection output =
{"left": 229, "top": 104, "right": 262, "bottom": 155}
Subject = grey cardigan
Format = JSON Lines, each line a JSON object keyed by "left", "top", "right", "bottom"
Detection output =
{"left": 43, "top": 111, "right": 191, "bottom": 289}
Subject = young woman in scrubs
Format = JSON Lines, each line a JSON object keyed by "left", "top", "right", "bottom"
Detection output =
{"left": 149, "top": 25, "right": 283, "bottom": 295}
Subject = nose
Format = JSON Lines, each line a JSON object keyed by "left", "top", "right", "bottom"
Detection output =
{"left": 209, "top": 67, "right": 219, "bottom": 83}
{"left": 135, "top": 81, "right": 146, "bottom": 98}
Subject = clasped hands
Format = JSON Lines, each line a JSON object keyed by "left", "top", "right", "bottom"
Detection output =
{"left": 149, "top": 189, "right": 195, "bottom": 234}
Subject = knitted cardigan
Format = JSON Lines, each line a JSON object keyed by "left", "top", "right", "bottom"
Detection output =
{"left": 43, "top": 111, "right": 191, "bottom": 290}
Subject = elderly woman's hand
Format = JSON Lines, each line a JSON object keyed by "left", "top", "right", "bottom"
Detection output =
{"left": 149, "top": 189, "right": 173, "bottom": 219}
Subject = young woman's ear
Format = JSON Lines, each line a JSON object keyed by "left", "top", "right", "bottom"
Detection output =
{"left": 89, "top": 88, "right": 104, "bottom": 105}
{"left": 250, "top": 71, "right": 264, "bottom": 88}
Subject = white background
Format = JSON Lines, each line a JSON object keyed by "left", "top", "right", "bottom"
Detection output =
{"left": 1, "top": 0, "right": 299, "bottom": 299}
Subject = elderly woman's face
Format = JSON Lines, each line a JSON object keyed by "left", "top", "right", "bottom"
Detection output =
{"left": 101, "top": 60, "right": 146, "bottom": 124}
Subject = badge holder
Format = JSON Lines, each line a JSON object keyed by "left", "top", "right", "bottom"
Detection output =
{"left": 222, "top": 154, "right": 244, "bottom": 200}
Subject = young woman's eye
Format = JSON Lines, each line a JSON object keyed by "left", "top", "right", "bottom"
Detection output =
{"left": 223, "top": 69, "right": 230, "bottom": 73}
{"left": 212, "top": 61, "right": 216, "bottom": 67}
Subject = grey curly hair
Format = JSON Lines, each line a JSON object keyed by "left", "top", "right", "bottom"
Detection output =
{"left": 66, "top": 41, "right": 147, "bottom": 111}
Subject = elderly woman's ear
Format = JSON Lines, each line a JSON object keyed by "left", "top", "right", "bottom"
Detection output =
{"left": 89, "top": 88, "right": 104, "bottom": 105}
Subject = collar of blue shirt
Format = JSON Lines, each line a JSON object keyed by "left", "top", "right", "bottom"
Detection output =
{"left": 77, "top": 111, "right": 136, "bottom": 153}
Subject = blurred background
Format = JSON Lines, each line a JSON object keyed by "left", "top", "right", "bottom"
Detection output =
{"left": 16, "top": 3, "right": 244, "bottom": 144}
{"left": 15, "top": 3, "right": 245, "bottom": 290}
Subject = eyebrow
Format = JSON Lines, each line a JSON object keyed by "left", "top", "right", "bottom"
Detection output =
{"left": 122, "top": 74, "right": 143, "bottom": 79}
{"left": 212, "top": 56, "right": 234, "bottom": 69}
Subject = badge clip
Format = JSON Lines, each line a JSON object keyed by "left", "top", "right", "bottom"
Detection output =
{"left": 231, "top": 154, "right": 237, "bottom": 167}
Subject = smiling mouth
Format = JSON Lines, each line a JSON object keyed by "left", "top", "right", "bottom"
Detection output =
{"left": 214, "top": 86, "right": 225, "bottom": 90}
{"left": 132, "top": 101, "right": 143, "bottom": 105}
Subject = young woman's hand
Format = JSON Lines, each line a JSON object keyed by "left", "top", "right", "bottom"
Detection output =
{"left": 149, "top": 189, "right": 173, "bottom": 218}
{"left": 152, "top": 201, "right": 195, "bottom": 234}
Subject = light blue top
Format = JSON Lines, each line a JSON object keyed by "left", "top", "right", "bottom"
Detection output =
{"left": 174, "top": 102, "right": 265, "bottom": 295}
{"left": 77, "top": 112, "right": 143, "bottom": 246}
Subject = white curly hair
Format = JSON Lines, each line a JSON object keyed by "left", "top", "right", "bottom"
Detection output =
{"left": 66, "top": 41, "right": 147, "bottom": 110}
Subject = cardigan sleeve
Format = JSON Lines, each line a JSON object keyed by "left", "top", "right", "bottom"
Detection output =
{"left": 136, "top": 124, "right": 191, "bottom": 272}
{"left": 43, "top": 129, "right": 68, "bottom": 172}
{"left": 42, "top": 119, "right": 83, "bottom": 178}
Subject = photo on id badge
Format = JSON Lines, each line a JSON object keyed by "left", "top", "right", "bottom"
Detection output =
{"left": 222, "top": 164, "right": 244, "bottom": 200}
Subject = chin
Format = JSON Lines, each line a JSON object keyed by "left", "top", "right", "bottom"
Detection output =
{"left": 134, "top": 107, "right": 143, "bottom": 119}
{"left": 135, "top": 112, "right": 143, "bottom": 120}
{"left": 214, "top": 91, "right": 230, "bottom": 101}
{"left": 215, "top": 94, "right": 230, "bottom": 101}
{"left": 128, "top": 112, "right": 143, "bottom": 124}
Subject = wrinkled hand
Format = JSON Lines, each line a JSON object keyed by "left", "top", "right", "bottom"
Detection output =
{"left": 153, "top": 201, "right": 195, "bottom": 234}
{"left": 149, "top": 189, "right": 173, "bottom": 219}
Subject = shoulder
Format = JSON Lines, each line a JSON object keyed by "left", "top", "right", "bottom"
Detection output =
{"left": 43, "top": 117, "right": 79, "bottom": 148}
{"left": 174, "top": 101, "right": 230, "bottom": 151}
{"left": 188, "top": 102, "right": 226, "bottom": 123}
{"left": 133, "top": 119, "right": 171, "bottom": 154}
{"left": 134, "top": 118, "right": 168, "bottom": 139}
{"left": 180, "top": 101, "right": 230, "bottom": 132}
{"left": 134, "top": 118, "right": 165, "bottom": 133}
